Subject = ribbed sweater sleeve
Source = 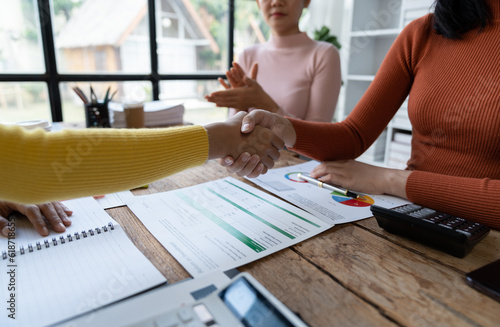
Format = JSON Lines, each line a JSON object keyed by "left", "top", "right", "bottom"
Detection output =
{"left": 407, "top": 172, "right": 500, "bottom": 229}
{"left": 0, "top": 124, "right": 208, "bottom": 204}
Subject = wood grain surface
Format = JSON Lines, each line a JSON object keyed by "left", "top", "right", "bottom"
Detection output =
{"left": 107, "top": 150, "right": 500, "bottom": 327}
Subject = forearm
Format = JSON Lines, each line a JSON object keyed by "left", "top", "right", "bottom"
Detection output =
{"left": 288, "top": 118, "right": 361, "bottom": 160}
{"left": 1, "top": 125, "right": 208, "bottom": 204}
{"left": 383, "top": 169, "right": 411, "bottom": 198}
{"left": 407, "top": 171, "right": 500, "bottom": 229}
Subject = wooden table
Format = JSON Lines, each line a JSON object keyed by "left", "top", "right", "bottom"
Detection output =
{"left": 107, "top": 150, "right": 500, "bottom": 327}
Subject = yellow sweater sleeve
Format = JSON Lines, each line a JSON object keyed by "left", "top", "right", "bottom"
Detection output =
{"left": 0, "top": 124, "right": 209, "bottom": 204}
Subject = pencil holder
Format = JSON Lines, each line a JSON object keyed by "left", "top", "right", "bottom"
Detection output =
{"left": 84, "top": 102, "right": 110, "bottom": 128}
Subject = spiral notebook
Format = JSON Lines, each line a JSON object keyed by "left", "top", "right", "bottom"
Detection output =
{"left": 0, "top": 197, "right": 167, "bottom": 327}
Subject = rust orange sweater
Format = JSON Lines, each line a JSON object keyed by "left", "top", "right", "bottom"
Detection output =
{"left": 289, "top": 1, "right": 500, "bottom": 229}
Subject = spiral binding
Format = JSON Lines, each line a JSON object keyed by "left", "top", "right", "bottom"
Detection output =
{"left": 2, "top": 222, "right": 114, "bottom": 260}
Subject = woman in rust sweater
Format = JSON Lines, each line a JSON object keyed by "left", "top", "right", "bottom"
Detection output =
{"left": 229, "top": 0, "right": 500, "bottom": 229}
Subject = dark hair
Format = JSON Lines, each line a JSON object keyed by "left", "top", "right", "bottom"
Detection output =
{"left": 433, "top": 0, "right": 491, "bottom": 39}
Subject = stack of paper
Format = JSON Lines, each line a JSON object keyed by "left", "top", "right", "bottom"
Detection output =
{"left": 109, "top": 101, "right": 185, "bottom": 127}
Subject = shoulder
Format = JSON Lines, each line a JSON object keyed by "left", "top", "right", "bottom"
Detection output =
{"left": 309, "top": 40, "right": 340, "bottom": 65}
{"left": 307, "top": 38, "right": 340, "bottom": 57}
{"left": 399, "top": 14, "right": 435, "bottom": 41}
{"left": 392, "top": 14, "right": 436, "bottom": 67}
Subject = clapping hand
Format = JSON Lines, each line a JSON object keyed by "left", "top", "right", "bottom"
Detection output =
{"left": 205, "top": 62, "right": 280, "bottom": 113}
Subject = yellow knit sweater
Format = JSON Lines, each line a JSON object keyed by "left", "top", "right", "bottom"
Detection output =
{"left": 0, "top": 124, "right": 208, "bottom": 204}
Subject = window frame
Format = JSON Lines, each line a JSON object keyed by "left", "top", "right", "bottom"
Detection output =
{"left": 0, "top": 0, "right": 234, "bottom": 122}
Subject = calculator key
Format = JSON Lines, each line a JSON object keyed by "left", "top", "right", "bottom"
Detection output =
{"left": 424, "top": 214, "right": 451, "bottom": 224}
{"left": 155, "top": 313, "right": 179, "bottom": 327}
{"left": 177, "top": 307, "right": 194, "bottom": 322}
{"left": 439, "top": 218, "right": 466, "bottom": 229}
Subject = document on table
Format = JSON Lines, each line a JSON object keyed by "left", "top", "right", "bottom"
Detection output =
{"left": 126, "top": 177, "right": 330, "bottom": 278}
{"left": 94, "top": 190, "right": 134, "bottom": 209}
{"left": 248, "top": 160, "right": 410, "bottom": 225}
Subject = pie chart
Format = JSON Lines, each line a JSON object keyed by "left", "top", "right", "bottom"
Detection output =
{"left": 331, "top": 191, "right": 374, "bottom": 207}
{"left": 284, "top": 172, "right": 307, "bottom": 183}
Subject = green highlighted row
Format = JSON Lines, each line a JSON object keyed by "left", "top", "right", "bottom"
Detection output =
{"left": 225, "top": 180, "right": 322, "bottom": 228}
{"left": 176, "top": 192, "right": 266, "bottom": 253}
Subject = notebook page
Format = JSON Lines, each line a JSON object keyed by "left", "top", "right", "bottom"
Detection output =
{"left": 0, "top": 224, "right": 167, "bottom": 327}
{"left": 0, "top": 197, "right": 114, "bottom": 255}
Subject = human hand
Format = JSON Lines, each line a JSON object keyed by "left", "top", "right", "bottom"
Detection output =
{"left": 217, "top": 62, "right": 258, "bottom": 90}
{"left": 206, "top": 112, "right": 284, "bottom": 176}
{"left": 0, "top": 201, "right": 73, "bottom": 237}
{"left": 206, "top": 64, "right": 279, "bottom": 112}
{"left": 218, "top": 153, "right": 266, "bottom": 178}
{"left": 218, "top": 110, "right": 296, "bottom": 176}
{"left": 240, "top": 109, "right": 296, "bottom": 147}
{"left": 309, "top": 160, "right": 410, "bottom": 198}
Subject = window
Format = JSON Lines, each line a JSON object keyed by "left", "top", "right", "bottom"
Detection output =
{"left": 0, "top": 0, "right": 296, "bottom": 125}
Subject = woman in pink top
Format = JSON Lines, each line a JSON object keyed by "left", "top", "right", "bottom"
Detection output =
{"left": 205, "top": 0, "right": 341, "bottom": 123}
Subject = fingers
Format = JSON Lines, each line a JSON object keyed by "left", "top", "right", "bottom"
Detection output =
{"left": 0, "top": 216, "right": 10, "bottom": 237}
{"left": 233, "top": 155, "right": 263, "bottom": 177}
{"left": 241, "top": 109, "right": 275, "bottom": 133}
{"left": 218, "top": 156, "right": 235, "bottom": 167}
{"left": 310, "top": 161, "right": 348, "bottom": 178}
{"left": 218, "top": 77, "right": 230, "bottom": 90}
{"left": 250, "top": 62, "right": 258, "bottom": 80}
{"left": 245, "top": 163, "right": 267, "bottom": 178}
{"left": 37, "top": 203, "right": 68, "bottom": 233}
{"left": 205, "top": 89, "right": 246, "bottom": 108}
{"left": 226, "top": 69, "right": 239, "bottom": 88}
{"left": 14, "top": 202, "right": 72, "bottom": 237}
{"left": 232, "top": 62, "right": 246, "bottom": 82}
{"left": 53, "top": 202, "right": 73, "bottom": 227}
{"left": 14, "top": 204, "right": 50, "bottom": 236}
{"left": 226, "top": 152, "right": 254, "bottom": 174}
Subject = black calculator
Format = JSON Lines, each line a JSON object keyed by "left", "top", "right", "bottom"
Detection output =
{"left": 370, "top": 203, "right": 490, "bottom": 258}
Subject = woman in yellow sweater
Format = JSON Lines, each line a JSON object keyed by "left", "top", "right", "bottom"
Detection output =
{"left": 0, "top": 112, "right": 283, "bottom": 237}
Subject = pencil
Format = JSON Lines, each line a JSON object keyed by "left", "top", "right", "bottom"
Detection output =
{"left": 72, "top": 86, "right": 88, "bottom": 104}
{"left": 297, "top": 173, "right": 360, "bottom": 199}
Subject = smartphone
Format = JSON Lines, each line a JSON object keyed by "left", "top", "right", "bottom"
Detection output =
{"left": 465, "top": 259, "right": 500, "bottom": 302}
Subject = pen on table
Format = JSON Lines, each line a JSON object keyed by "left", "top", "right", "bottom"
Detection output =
{"left": 297, "top": 173, "right": 361, "bottom": 199}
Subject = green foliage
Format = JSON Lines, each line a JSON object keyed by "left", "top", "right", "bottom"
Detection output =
{"left": 235, "top": 2, "right": 270, "bottom": 39}
{"left": 53, "top": 0, "right": 83, "bottom": 21}
{"left": 314, "top": 26, "right": 341, "bottom": 50}
{"left": 24, "top": 29, "right": 38, "bottom": 42}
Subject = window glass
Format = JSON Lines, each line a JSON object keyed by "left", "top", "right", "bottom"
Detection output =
{"left": 160, "top": 80, "right": 227, "bottom": 125}
{"left": 233, "top": 1, "right": 269, "bottom": 61}
{"left": 157, "top": 0, "right": 229, "bottom": 74}
{"left": 60, "top": 81, "right": 152, "bottom": 123}
{"left": 0, "top": 0, "right": 45, "bottom": 73}
{"left": 52, "top": 0, "right": 151, "bottom": 74}
{"left": 0, "top": 82, "right": 50, "bottom": 123}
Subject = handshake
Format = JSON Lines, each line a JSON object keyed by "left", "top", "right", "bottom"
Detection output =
{"left": 205, "top": 110, "right": 297, "bottom": 178}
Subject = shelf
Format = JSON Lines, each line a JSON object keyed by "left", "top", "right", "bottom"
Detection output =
{"left": 347, "top": 34, "right": 397, "bottom": 75}
{"left": 350, "top": 29, "right": 400, "bottom": 37}
{"left": 391, "top": 120, "right": 412, "bottom": 131}
{"left": 347, "top": 75, "right": 375, "bottom": 81}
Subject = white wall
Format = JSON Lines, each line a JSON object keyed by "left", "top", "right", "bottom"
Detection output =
{"left": 302, "top": 0, "right": 345, "bottom": 40}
